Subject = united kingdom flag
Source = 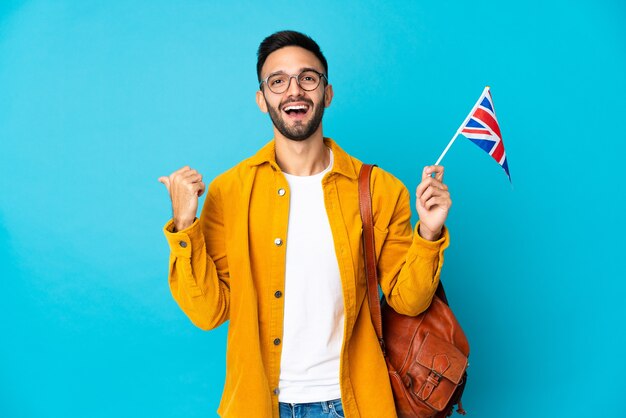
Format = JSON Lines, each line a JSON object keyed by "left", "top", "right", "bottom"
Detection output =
{"left": 459, "top": 87, "right": 511, "bottom": 181}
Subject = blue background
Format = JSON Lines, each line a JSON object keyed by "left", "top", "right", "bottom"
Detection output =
{"left": 1, "top": 1, "right": 624, "bottom": 417}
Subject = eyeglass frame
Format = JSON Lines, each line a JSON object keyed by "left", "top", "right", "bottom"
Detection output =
{"left": 259, "top": 68, "right": 328, "bottom": 94}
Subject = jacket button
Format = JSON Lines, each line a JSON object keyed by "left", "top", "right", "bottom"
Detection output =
{"left": 273, "top": 338, "right": 281, "bottom": 345}
{"left": 179, "top": 241, "right": 187, "bottom": 248}
{"left": 277, "top": 188, "right": 286, "bottom": 196}
{"left": 274, "top": 290, "right": 282, "bottom": 298}
{"left": 273, "top": 388, "right": 280, "bottom": 395}
{"left": 274, "top": 238, "right": 283, "bottom": 246}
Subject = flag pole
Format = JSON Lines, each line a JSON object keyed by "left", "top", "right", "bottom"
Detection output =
{"left": 434, "top": 86, "right": 491, "bottom": 165}
{"left": 434, "top": 132, "right": 459, "bottom": 165}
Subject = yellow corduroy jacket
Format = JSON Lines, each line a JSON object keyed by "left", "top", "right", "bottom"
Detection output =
{"left": 163, "top": 137, "right": 449, "bottom": 418}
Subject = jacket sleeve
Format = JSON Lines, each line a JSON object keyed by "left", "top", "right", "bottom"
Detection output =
{"left": 375, "top": 182, "right": 450, "bottom": 317}
{"left": 162, "top": 180, "right": 230, "bottom": 330}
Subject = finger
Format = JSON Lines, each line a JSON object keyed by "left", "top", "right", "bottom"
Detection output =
{"left": 425, "top": 196, "right": 451, "bottom": 211}
{"left": 422, "top": 165, "right": 441, "bottom": 180}
{"left": 190, "top": 173, "right": 203, "bottom": 183}
{"left": 158, "top": 176, "right": 171, "bottom": 192}
{"left": 422, "top": 166, "right": 431, "bottom": 181}
{"left": 182, "top": 173, "right": 203, "bottom": 183}
{"left": 189, "top": 181, "right": 204, "bottom": 196}
{"left": 421, "top": 185, "right": 449, "bottom": 207}
{"left": 197, "top": 182, "right": 206, "bottom": 197}
{"left": 424, "top": 165, "right": 444, "bottom": 181}
{"left": 181, "top": 169, "right": 199, "bottom": 179}
{"left": 171, "top": 166, "right": 192, "bottom": 180}
{"left": 416, "top": 177, "right": 446, "bottom": 198}
{"left": 420, "top": 185, "right": 436, "bottom": 207}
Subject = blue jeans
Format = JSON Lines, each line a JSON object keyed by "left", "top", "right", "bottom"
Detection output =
{"left": 279, "top": 398, "right": 345, "bottom": 418}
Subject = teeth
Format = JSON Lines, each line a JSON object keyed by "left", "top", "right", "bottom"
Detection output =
{"left": 284, "top": 105, "right": 308, "bottom": 111}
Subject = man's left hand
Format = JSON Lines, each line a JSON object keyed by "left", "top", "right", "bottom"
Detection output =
{"left": 415, "top": 165, "right": 452, "bottom": 241}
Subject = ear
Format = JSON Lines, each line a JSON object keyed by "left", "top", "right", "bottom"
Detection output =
{"left": 256, "top": 89, "right": 268, "bottom": 113}
{"left": 323, "top": 83, "right": 334, "bottom": 108}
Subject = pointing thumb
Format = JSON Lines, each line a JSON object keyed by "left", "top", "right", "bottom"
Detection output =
{"left": 158, "top": 176, "right": 170, "bottom": 191}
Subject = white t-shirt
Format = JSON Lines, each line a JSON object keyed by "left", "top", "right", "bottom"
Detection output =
{"left": 278, "top": 148, "right": 344, "bottom": 403}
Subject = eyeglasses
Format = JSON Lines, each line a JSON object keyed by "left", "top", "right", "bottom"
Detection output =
{"left": 260, "top": 69, "right": 327, "bottom": 94}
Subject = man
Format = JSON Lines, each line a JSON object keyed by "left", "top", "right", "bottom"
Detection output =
{"left": 158, "top": 31, "right": 452, "bottom": 418}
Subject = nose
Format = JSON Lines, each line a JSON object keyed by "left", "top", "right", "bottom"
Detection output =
{"left": 285, "top": 75, "right": 304, "bottom": 96}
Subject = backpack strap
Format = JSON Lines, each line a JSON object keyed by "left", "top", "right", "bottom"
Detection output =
{"left": 358, "top": 164, "right": 386, "bottom": 355}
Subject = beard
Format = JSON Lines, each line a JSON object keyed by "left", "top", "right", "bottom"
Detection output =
{"left": 265, "top": 93, "right": 326, "bottom": 141}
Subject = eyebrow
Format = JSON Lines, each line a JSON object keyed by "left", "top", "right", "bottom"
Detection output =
{"left": 266, "top": 67, "right": 323, "bottom": 78}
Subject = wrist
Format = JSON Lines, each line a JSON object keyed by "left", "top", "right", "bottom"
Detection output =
{"left": 418, "top": 224, "right": 442, "bottom": 241}
{"left": 173, "top": 217, "right": 195, "bottom": 232}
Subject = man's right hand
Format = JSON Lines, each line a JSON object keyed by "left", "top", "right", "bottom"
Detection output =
{"left": 158, "top": 166, "right": 206, "bottom": 232}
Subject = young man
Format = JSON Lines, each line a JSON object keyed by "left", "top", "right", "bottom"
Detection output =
{"left": 159, "top": 31, "right": 452, "bottom": 418}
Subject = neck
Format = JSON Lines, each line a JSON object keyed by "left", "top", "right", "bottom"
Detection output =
{"left": 274, "top": 127, "right": 329, "bottom": 176}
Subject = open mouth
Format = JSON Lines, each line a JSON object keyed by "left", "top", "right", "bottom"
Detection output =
{"left": 282, "top": 103, "right": 310, "bottom": 120}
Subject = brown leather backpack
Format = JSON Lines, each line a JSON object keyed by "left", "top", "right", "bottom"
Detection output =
{"left": 359, "top": 164, "right": 470, "bottom": 418}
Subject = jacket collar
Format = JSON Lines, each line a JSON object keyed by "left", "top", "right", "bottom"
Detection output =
{"left": 247, "top": 137, "right": 358, "bottom": 180}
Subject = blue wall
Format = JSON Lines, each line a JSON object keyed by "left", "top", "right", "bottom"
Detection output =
{"left": 1, "top": 1, "right": 624, "bottom": 417}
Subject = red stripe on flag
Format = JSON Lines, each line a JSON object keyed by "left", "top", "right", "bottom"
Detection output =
{"left": 462, "top": 129, "right": 491, "bottom": 135}
{"left": 473, "top": 108, "right": 502, "bottom": 139}
{"left": 491, "top": 139, "right": 504, "bottom": 162}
